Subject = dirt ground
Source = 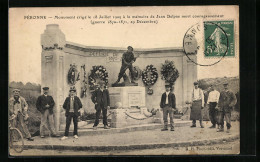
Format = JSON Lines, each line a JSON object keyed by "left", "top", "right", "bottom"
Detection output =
{"left": 11, "top": 139, "right": 239, "bottom": 156}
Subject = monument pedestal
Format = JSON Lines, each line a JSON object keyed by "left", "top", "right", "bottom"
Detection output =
{"left": 109, "top": 86, "right": 146, "bottom": 109}
{"left": 108, "top": 86, "right": 162, "bottom": 128}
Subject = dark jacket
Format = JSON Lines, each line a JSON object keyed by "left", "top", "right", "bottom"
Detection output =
{"left": 91, "top": 89, "right": 110, "bottom": 110}
{"left": 63, "top": 96, "right": 83, "bottom": 117}
{"left": 160, "top": 92, "right": 176, "bottom": 109}
{"left": 122, "top": 52, "right": 136, "bottom": 64}
{"left": 36, "top": 95, "right": 55, "bottom": 114}
{"left": 218, "top": 90, "right": 237, "bottom": 112}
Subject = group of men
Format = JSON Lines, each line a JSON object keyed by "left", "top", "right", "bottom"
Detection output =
{"left": 8, "top": 82, "right": 111, "bottom": 141}
{"left": 160, "top": 81, "right": 237, "bottom": 133}
{"left": 8, "top": 45, "right": 237, "bottom": 141}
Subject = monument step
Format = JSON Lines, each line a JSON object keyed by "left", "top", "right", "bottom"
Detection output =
{"left": 59, "top": 119, "right": 191, "bottom": 136}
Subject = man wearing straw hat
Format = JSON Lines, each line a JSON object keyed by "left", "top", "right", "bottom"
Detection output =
{"left": 190, "top": 81, "right": 205, "bottom": 128}
{"left": 9, "top": 89, "right": 34, "bottom": 141}
{"left": 61, "top": 87, "right": 83, "bottom": 140}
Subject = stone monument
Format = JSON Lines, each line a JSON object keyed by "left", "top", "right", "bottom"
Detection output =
{"left": 41, "top": 24, "right": 198, "bottom": 130}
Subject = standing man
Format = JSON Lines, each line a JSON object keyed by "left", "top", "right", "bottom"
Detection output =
{"left": 190, "top": 82, "right": 205, "bottom": 128}
{"left": 114, "top": 46, "right": 136, "bottom": 84}
{"left": 160, "top": 83, "right": 176, "bottom": 131}
{"left": 91, "top": 82, "right": 110, "bottom": 130}
{"left": 207, "top": 85, "right": 220, "bottom": 128}
{"left": 217, "top": 82, "right": 237, "bottom": 133}
{"left": 9, "top": 89, "right": 34, "bottom": 141}
{"left": 36, "top": 87, "right": 59, "bottom": 138}
{"left": 61, "top": 87, "right": 83, "bottom": 140}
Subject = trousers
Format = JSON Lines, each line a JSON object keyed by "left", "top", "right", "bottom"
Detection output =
{"left": 209, "top": 102, "right": 217, "bottom": 126}
{"left": 12, "top": 112, "right": 31, "bottom": 138}
{"left": 40, "top": 109, "right": 57, "bottom": 136}
{"left": 94, "top": 107, "right": 108, "bottom": 126}
{"left": 162, "top": 106, "right": 174, "bottom": 128}
{"left": 117, "top": 63, "right": 134, "bottom": 81}
{"left": 64, "top": 112, "right": 78, "bottom": 136}
{"left": 217, "top": 108, "right": 231, "bottom": 129}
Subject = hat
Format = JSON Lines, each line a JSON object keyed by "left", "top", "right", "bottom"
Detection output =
{"left": 13, "top": 89, "right": 20, "bottom": 92}
{"left": 69, "top": 87, "right": 76, "bottom": 92}
{"left": 42, "top": 87, "right": 49, "bottom": 90}
{"left": 127, "top": 46, "right": 133, "bottom": 50}
{"left": 165, "top": 82, "right": 171, "bottom": 87}
{"left": 194, "top": 81, "right": 198, "bottom": 85}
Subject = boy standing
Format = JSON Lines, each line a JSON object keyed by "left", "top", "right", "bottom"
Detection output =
{"left": 160, "top": 83, "right": 176, "bottom": 131}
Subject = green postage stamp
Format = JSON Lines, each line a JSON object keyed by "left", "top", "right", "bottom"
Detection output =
{"left": 204, "top": 21, "right": 235, "bottom": 57}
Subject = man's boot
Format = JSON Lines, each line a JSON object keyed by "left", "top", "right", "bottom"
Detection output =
{"left": 161, "top": 125, "right": 168, "bottom": 131}
{"left": 170, "top": 127, "right": 175, "bottom": 131}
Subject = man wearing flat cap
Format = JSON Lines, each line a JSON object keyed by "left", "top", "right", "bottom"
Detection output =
{"left": 190, "top": 81, "right": 205, "bottom": 128}
{"left": 114, "top": 46, "right": 137, "bottom": 84}
{"left": 160, "top": 83, "right": 176, "bottom": 131}
{"left": 9, "top": 89, "right": 34, "bottom": 141}
{"left": 36, "top": 87, "right": 59, "bottom": 138}
{"left": 217, "top": 82, "right": 237, "bottom": 133}
{"left": 61, "top": 87, "right": 83, "bottom": 140}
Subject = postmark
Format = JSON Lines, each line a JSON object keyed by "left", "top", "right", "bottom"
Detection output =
{"left": 183, "top": 20, "right": 234, "bottom": 66}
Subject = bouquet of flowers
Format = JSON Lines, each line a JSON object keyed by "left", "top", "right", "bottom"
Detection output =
{"left": 161, "top": 60, "right": 179, "bottom": 85}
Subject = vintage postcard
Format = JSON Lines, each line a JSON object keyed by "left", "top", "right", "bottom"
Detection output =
{"left": 9, "top": 6, "right": 239, "bottom": 156}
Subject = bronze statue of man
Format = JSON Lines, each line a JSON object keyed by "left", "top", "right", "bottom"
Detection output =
{"left": 114, "top": 46, "right": 137, "bottom": 84}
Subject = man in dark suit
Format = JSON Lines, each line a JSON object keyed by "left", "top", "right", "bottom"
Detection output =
{"left": 91, "top": 82, "right": 110, "bottom": 130}
{"left": 60, "top": 87, "right": 83, "bottom": 140}
{"left": 160, "top": 83, "right": 176, "bottom": 131}
{"left": 36, "top": 87, "right": 59, "bottom": 138}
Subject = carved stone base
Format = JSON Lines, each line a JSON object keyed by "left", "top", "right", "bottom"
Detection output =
{"left": 110, "top": 108, "right": 161, "bottom": 128}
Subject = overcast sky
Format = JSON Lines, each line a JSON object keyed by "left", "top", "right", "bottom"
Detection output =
{"left": 9, "top": 6, "right": 239, "bottom": 84}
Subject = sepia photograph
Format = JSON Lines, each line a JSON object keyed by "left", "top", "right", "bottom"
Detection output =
{"left": 8, "top": 6, "right": 240, "bottom": 156}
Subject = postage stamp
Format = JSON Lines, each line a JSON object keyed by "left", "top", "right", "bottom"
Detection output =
{"left": 204, "top": 21, "right": 235, "bottom": 57}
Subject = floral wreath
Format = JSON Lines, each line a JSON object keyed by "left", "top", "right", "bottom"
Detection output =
{"left": 88, "top": 65, "right": 108, "bottom": 90}
{"left": 161, "top": 60, "right": 179, "bottom": 86}
{"left": 142, "top": 65, "right": 158, "bottom": 87}
{"left": 68, "top": 64, "right": 80, "bottom": 85}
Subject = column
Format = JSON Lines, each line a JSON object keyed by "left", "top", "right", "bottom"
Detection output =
{"left": 41, "top": 24, "right": 66, "bottom": 131}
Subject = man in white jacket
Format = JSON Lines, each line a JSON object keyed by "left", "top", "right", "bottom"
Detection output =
{"left": 207, "top": 85, "right": 220, "bottom": 128}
